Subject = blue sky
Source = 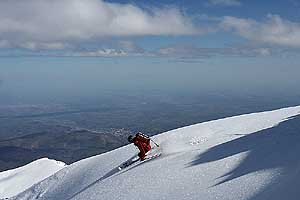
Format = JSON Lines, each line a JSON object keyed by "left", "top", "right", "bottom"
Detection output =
{"left": 107, "top": 0, "right": 300, "bottom": 21}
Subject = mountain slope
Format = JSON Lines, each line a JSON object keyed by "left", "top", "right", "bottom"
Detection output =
{"left": 0, "top": 158, "right": 65, "bottom": 199}
{"left": 11, "top": 106, "right": 300, "bottom": 200}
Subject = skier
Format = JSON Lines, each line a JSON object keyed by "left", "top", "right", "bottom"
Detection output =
{"left": 128, "top": 132, "right": 151, "bottom": 161}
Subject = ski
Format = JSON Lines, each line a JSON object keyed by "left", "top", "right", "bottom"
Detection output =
{"left": 118, "top": 157, "right": 140, "bottom": 170}
{"left": 118, "top": 152, "right": 162, "bottom": 171}
{"left": 144, "top": 151, "right": 162, "bottom": 160}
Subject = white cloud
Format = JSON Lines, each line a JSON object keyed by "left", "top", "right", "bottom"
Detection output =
{"left": 19, "top": 42, "right": 67, "bottom": 50}
{"left": 75, "top": 49, "right": 127, "bottom": 57}
{"left": 156, "top": 44, "right": 273, "bottom": 58}
{"left": 118, "top": 40, "right": 145, "bottom": 54}
{"left": 254, "top": 48, "right": 272, "bottom": 56}
{"left": 0, "top": 0, "right": 198, "bottom": 50}
{"left": 208, "top": 0, "right": 241, "bottom": 6}
{"left": 221, "top": 15, "right": 300, "bottom": 47}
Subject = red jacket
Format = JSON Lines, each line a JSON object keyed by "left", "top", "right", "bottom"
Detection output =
{"left": 132, "top": 136, "right": 151, "bottom": 160}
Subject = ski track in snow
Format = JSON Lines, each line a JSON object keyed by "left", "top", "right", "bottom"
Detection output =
{"left": 4, "top": 105, "right": 300, "bottom": 200}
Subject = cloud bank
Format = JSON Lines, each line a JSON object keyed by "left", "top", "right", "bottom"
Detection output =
{"left": 221, "top": 14, "right": 300, "bottom": 47}
{"left": 156, "top": 44, "right": 273, "bottom": 59}
{"left": 1, "top": 0, "right": 299, "bottom": 58}
{"left": 0, "top": 0, "right": 197, "bottom": 49}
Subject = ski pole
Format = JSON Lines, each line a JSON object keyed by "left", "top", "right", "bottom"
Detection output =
{"left": 150, "top": 138, "right": 160, "bottom": 147}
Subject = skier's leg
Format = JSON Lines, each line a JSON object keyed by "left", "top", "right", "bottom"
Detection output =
{"left": 138, "top": 147, "right": 146, "bottom": 161}
{"left": 147, "top": 139, "right": 151, "bottom": 150}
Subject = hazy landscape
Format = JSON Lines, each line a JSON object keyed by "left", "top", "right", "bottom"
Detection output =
{"left": 1, "top": 88, "right": 300, "bottom": 171}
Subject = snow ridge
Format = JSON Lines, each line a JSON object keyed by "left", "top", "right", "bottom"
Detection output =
{"left": 0, "top": 158, "right": 66, "bottom": 199}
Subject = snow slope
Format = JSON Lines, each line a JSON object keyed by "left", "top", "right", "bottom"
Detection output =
{"left": 0, "top": 158, "right": 66, "bottom": 199}
{"left": 10, "top": 106, "right": 300, "bottom": 200}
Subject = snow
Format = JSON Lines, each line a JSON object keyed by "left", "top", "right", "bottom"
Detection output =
{"left": 5, "top": 105, "right": 300, "bottom": 200}
{"left": 0, "top": 158, "right": 66, "bottom": 199}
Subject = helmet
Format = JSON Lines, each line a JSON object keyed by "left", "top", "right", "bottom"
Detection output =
{"left": 128, "top": 135, "right": 133, "bottom": 142}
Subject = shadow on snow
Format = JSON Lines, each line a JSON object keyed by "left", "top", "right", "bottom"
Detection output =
{"left": 189, "top": 115, "right": 300, "bottom": 200}
{"left": 67, "top": 154, "right": 160, "bottom": 200}
{"left": 66, "top": 155, "right": 137, "bottom": 200}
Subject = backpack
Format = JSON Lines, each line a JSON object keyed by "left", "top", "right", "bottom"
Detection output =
{"left": 135, "top": 132, "right": 150, "bottom": 143}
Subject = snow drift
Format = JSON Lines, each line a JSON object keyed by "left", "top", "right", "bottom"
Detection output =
{"left": 0, "top": 158, "right": 66, "bottom": 199}
{"left": 6, "top": 106, "right": 300, "bottom": 200}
